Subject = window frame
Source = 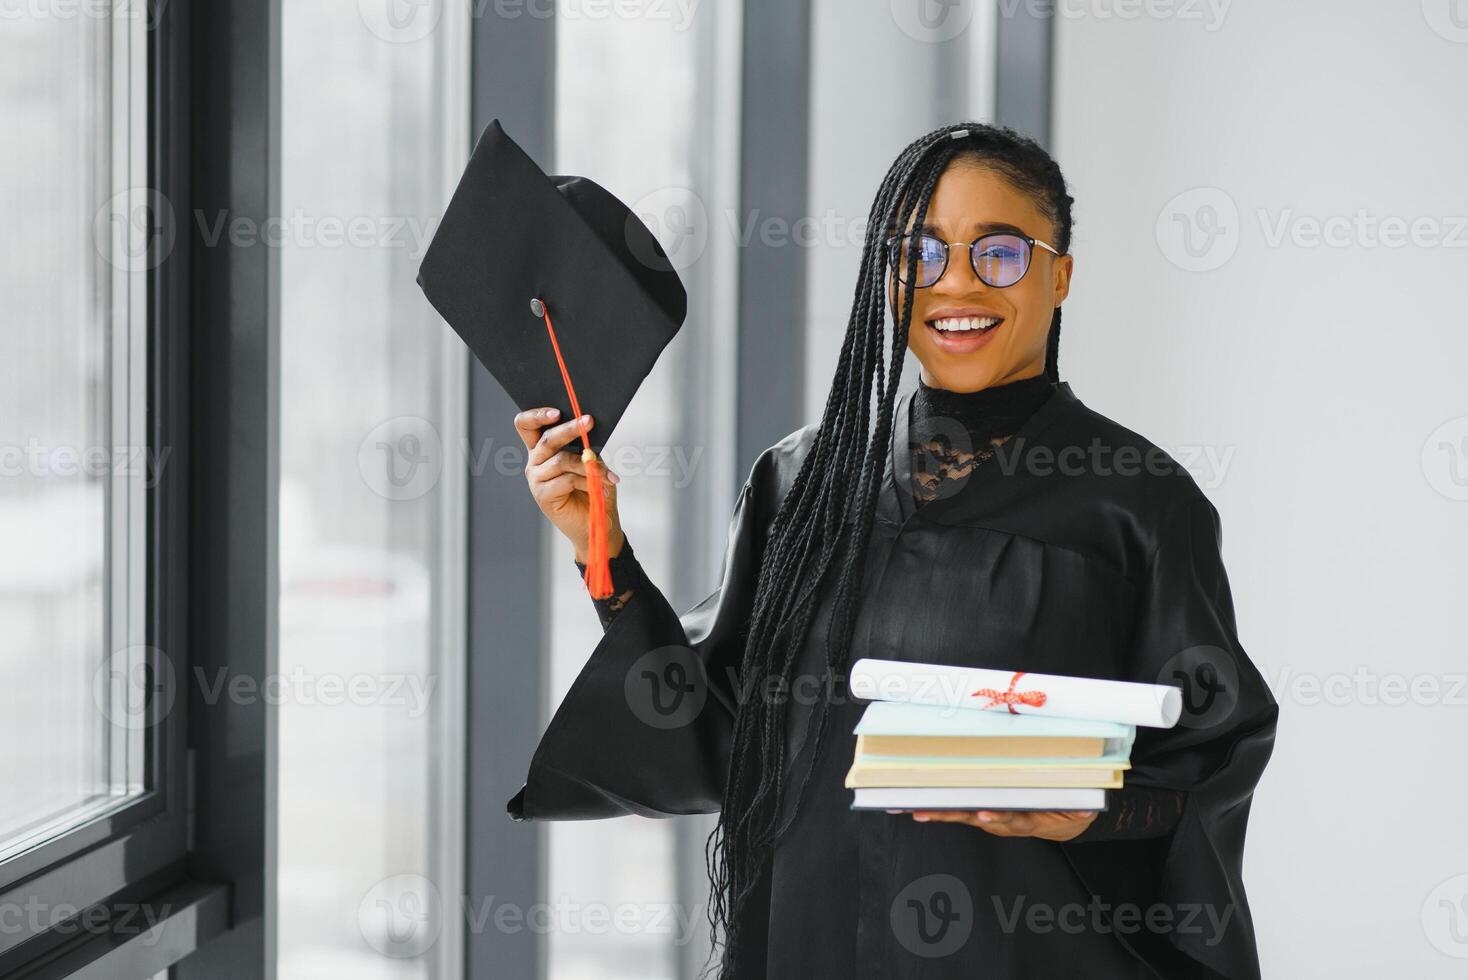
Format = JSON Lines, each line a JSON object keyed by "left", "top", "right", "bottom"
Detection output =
{"left": 0, "top": 1, "right": 225, "bottom": 974}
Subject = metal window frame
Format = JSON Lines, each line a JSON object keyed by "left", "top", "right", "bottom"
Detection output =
{"left": 994, "top": 0, "right": 1055, "bottom": 145}
{"left": 464, "top": 8, "right": 556, "bottom": 980}
{"left": 170, "top": 0, "right": 283, "bottom": 973}
{"left": 735, "top": 0, "right": 813, "bottom": 480}
{"left": 0, "top": 2, "right": 232, "bottom": 976}
{"left": 428, "top": 9, "right": 474, "bottom": 980}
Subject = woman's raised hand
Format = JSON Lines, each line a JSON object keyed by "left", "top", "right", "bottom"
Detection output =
{"left": 515, "top": 406, "right": 625, "bottom": 564}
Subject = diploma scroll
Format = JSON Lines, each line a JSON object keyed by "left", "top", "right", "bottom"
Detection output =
{"left": 849, "top": 658, "right": 1182, "bottom": 729}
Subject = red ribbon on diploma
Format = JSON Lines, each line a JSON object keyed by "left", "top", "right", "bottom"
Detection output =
{"left": 971, "top": 671, "right": 1048, "bottom": 714}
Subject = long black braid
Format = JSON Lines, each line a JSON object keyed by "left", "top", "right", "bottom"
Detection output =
{"left": 701, "top": 121, "right": 1075, "bottom": 977}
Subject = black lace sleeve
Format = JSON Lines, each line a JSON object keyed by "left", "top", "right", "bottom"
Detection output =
{"left": 573, "top": 535, "right": 646, "bottom": 631}
{"left": 1071, "top": 786, "right": 1187, "bottom": 842}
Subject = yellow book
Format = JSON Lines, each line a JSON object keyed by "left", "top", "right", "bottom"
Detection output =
{"left": 844, "top": 757, "right": 1126, "bottom": 789}
{"left": 855, "top": 733, "right": 1106, "bottom": 760}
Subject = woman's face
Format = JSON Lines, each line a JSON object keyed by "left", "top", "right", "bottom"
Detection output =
{"left": 893, "top": 160, "right": 1073, "bottom": 392}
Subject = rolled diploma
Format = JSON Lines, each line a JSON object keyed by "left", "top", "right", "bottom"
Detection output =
{"left": 848, "top": 657, "right": 1181, "bottom": 729}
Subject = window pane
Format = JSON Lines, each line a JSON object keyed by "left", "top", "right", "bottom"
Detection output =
{"left": 548, "top": 6, "right": 714, "bottom": 977}
{"left": 277, "top": 2, "right": 466, "bottom": 978}
{"left": 0, "top": 3, "right": 148, "bottom": 858}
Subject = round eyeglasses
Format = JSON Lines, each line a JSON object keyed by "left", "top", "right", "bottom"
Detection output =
{"left": 885, "top": 231, "right": 1062, "bottom": 289}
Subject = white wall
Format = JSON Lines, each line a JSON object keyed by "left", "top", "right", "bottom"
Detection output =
{"left": 1053, "top": 2, "right": 1468, "bottom": 974}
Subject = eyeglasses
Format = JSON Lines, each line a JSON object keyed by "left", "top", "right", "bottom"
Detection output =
{"left": 885, "top": 232, "right": 1061, "bottom": 289}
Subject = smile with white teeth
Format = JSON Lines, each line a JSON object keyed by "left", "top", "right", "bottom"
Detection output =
{"left": 928, "top": 316, "right": 1001, "bottom": 332}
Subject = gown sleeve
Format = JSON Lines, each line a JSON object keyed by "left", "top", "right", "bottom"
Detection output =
{"left": 1071, "top": 785, "right": 1186, "bottom": 842}
{"left": 507, "top": 452, "right": 776, "bottom": 822}
{"left": 1059, "top": 491, "right": 1279, "bottom": 980}
{"left": 574, "top": 536, "right": 649, "bottom": 632}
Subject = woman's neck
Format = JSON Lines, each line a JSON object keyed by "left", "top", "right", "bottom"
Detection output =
{"left": 904, "top": 372, "right": 1056, "bottom": 507}
{"left": 911, "top": 372, "right": 1056, "bottom": 441}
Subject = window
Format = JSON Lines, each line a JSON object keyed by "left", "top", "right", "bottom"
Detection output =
{"left": 547, "top": 4, "right": 741, "bottom": 976}
{"left": 276, "top": 2, "right": 469, "bottom": 977}
{"left": 0, "top": 0, "right": 150, "bottom": 864}
{"left": 0, "top": 5, "right": 207, "bottom": 976}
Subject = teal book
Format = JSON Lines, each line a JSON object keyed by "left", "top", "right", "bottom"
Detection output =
{"left": 854, "top": 700, "right": 1135, "bottom": 758}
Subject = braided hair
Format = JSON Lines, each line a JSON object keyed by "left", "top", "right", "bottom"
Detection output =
{"left": 701, "top": 121, "right": 1075, "bottom": 977}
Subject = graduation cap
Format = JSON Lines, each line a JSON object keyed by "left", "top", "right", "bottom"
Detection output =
{"left": 417, "top": 118, "right": 687, "bottom": 598}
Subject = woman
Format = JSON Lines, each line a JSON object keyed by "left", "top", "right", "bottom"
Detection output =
{"left": 510, "top": 122, "right": 1277, "bottom": 979}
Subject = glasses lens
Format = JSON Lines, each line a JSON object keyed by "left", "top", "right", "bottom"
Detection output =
{"left": 889, "top": 234, "right": 947, "bottom": 287}
{"left": 970, "top": 233, "right": 1031, "bottom": 287}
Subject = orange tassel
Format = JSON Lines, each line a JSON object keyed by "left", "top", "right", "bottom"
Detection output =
{"left": 535, "top": 297, "right": 614, "bottom": 599}
{"left": 581, "top": 447, "right": 613, "bottom": 599}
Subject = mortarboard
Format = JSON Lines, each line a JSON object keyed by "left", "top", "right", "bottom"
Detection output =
{"left": 417, "top": 118, "right": 687, "bottom": 598}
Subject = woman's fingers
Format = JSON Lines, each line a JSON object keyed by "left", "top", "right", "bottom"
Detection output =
{"left": 532, "top": 471, "right": 590, "bottom": 504}
{"left": 533, "top": 415, "right": 595, "bottom": 466}
{"left": 905, "top": 809, "right": 1097, "bottom": 840}
{"left": 515, "top": 407, "right": 622, "bottom": 560}
{"left": 533, "top": 448, "right": 585, "bottom": 480}
{"left": 527, "top": 445, "right": 619, "bottom": 492}
{"left": 514, "top": 407, "right": 594, "bottom": 466}
{"left": 513, "top": 406, "right": 561, "bottom": 451}
{"left": 907, "top": 810, "right": 1000, "bottom": 828}
{"left": 980, "top": 811, "right": 1037, "bottom": 835}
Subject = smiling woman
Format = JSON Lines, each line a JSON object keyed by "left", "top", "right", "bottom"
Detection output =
{"left": 510, "top": 121, "right": 1277, "bottom": 980}
{"left": 896, "top": 151, "right": 1072, "bottom": 393}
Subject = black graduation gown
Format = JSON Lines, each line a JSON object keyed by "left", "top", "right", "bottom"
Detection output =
{"left": 508, "top": 380, "right": 1279, "bottom": 980}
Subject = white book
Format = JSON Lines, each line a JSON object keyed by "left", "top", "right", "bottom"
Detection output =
{"left": 849, "top": 786, "right": 1107, "bottom": 812}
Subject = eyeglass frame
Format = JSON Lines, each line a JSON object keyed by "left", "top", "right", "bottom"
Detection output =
{"left": 884, "top": 231, "right": 1063, "bottom": 289}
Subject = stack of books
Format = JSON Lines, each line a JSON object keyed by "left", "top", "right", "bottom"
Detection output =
{"left": 844, "top": 658, "right": 1181, "bottom": 812}
{"left": 845, "top": 700, "right": 1134, "bottom": 811}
